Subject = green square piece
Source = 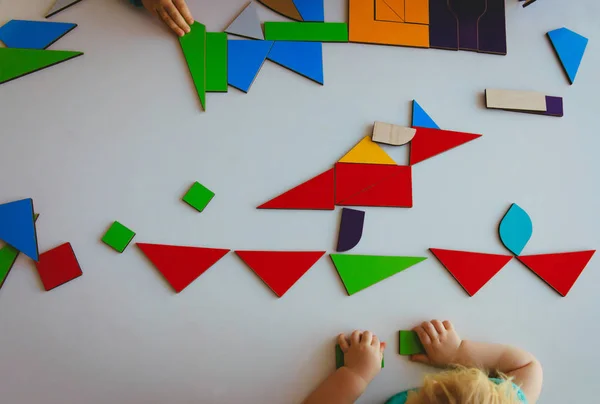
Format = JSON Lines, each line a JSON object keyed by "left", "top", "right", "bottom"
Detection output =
{"left": 183, "top": 181, "right": 215, "bottom": 212}
{"left": 335, "top": 344, "right": 384, "bottom": 369}
{"left": 399, "top": 330, "right": 425, "bottom": 355}
{"left": 102, "top": 221, "right": 136, "bottom": 253}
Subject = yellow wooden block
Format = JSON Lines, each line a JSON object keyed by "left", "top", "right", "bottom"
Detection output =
{"left": 339, "top": 136, "right": 397, "bottom": 165}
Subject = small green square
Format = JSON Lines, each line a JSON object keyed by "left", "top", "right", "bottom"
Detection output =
{"left": 183, "top": 181, "right": 215, "bottom": 212}
{"left": 399, "top": 330, "right": 425, "bottom": 355}
{"left": 102, "top": 221, "right": 136, "bottom": 253}
{"left": 335, "top": 344, "right": 384, "bottom": 369}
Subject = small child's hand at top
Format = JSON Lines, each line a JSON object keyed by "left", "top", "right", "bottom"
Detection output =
{"left": 411, "top": 320, "right": 463, "bottom": 367}
{"left": 141, "top": 0, "right": 194, "bottom": 37}
{"left": 338, "top": 330, "right": 386, "bottom": 385}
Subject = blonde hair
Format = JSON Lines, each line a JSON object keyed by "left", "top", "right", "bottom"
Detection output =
{"left": 405, "top": 367, "right": 523, "bottom": 404}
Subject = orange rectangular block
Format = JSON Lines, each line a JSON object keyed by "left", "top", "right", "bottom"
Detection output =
{"left": 405, "top": 0, "right": 429, "bottom": 24}
{"left": 376, "top": 0, "right": 405, "bottom": 22}
{"left": 349, "top": 0, "right": 429, "bottom": 48}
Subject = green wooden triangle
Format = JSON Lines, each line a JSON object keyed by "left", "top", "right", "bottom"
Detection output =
{"left": 330, "top": 254, "right": 427, "bottom": 295}
{"left": 0, "top": 48, "right": 83, "bottom": 85}
{"left": 179, "top": 22, "right": 206, "bottom": 110}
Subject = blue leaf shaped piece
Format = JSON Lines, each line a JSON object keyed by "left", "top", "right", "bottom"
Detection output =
{"left": 499, "top": 204, "right": 533, "bottom": 256}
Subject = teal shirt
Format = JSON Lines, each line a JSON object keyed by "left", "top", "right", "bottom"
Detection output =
{"left": 385, "top": 378, "right": 528, "bottom": 404}
{"left": 129, "top": 0, "right": 142, "bottom": 6}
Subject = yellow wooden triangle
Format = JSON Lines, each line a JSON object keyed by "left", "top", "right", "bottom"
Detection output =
{"left": 338, "top": 136, "right": 397, "bottom": 165}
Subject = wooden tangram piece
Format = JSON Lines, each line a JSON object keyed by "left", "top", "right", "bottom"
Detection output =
{"left": 179, "top": 22, "right": 206, "bottom": 110}
{"left": 236, "top": 250, "right": 326, "bottom": 297}
{"left": 137, "top": 243, "right": 229, "bottom": 293}
{"left": 485, "top": 89, "right": 563, "bottom": 117}
{"left": 258, "top": 0, "right": 303, "bottom": 21}
{"left": 334, "top": 163, "right": 412, "bottom": 208}
{"left": 348, "top": 0, "right": 429, "bottom": 47}
{"left": 0, "top": 20, "right": 77, "bottom": 50}
{"left": 518, "top": 251, "right": 595, "bottom": 297}
{"left": 409, "top": 127, "right": 481, "bottom": 165}
{"left": 46, "top": 0, "right": 85, "bottom": 18}
{"left": 399, "top": 330, "right": 425, "bottom": 355}
{"left": 547, "top": 27, "right": 588, "bottom": 85}
{"left": 267, "top": 41, "right": 324, "bottom": 84}
{"left": 498, "top": 203, "right": 532, "bottom": 256}
{"left": 225, "top": 2, "right": 264, "bottom": 40}
{"left": 429, "top": 0, "right": 506, "bottom": 55}
{"left": 372, "top": 122, "right": 416, "bottom": 146}
{"left": 0, "top": 199, "right": 39, "bottom": 261}
{"left": 336, "top": 208, "right": 365, "bottom": 252}
{"left": 430, "top": 249, "right": 513, "bottom": 296}
{"left": 35, "top": 242, "right": 83, "bottom": 291}
{"left": 339, "top": 136, "right": 396, "bottom": 165}
{"left": 0, "top": 48, "right": 83, "bottom": 85}
{"left": 376, "top": 0, "right": 404, "bottom": 22}
{"left": 258, "top": 168, "right": 335, "bottom": 210}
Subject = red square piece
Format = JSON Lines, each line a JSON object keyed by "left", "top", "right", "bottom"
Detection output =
{"left": 35, "top": 242, "right": 82, "bottom": 291}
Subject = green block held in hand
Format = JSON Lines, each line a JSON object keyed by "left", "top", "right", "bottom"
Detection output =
{"left": 335, "top": 344, "right": 384, "bottom": 369}
{"left": 399, "top": 330, "right": 425, "bottom": 355}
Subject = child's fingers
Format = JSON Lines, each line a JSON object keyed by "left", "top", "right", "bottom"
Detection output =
{"left": 338, "top": 334, "right": 350, "bottom": 352}
{"left": 442, "top": 320, "right": 453, "bottom": 330}
{"left": 372, "top": 335, "right": 380, "bottom": 347}
{"left": 414, "top": 326, "right": 431, "bottom": 345}
{"left": 409, "top": 354, "right": 430, "bottom": 364}
{"left": 174, "top": 0, "right": 194, "bottom": 25}
{"left": 351, "top": 330, "right": 361, "bottom": 345}
{"left": 361, "top": 331, "right": 373, "bottom": 345}
{"left": 157, "top": 8, "right": 184, "bottom": 36}
{"left": 432, "top": 319, "right": 445, "bottom": 335}
{"left": 164, "top": 3, "right": 191, "bottom": 34}
{"left": 421, "top": 321, "right": 439, "bottom": 341}
{"left": 380, "top": 341, "right": 387, "bottom": 354}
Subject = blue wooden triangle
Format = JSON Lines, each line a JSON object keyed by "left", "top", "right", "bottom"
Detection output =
{"left": 267, "top": 41, "right": 323, "bottom": 84}
{"left": 0, "top": 20, "right": 76, "bottom": 50}
{"left": 293, "top": 0, "right": 324, "bottom": 21}
{"left": 0, "top": 199, "right": 38, "bottom": 261}
{"left": 412, "top": 100, "right": 440, "bottom": 129}
{"left": 227, "top": 40, "right": 274, "bottom": 92}
{"left": 547, "top": 27, "right": 588, "bottom": 84}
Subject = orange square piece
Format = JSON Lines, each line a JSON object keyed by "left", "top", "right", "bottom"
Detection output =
{"left": 349, "top": 0, "right": 429, "bottom": 47}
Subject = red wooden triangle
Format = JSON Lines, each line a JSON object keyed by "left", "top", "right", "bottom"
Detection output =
{"left": 410, "top": 127, "right": 482, "bottom": 165}
{"left": 338, "top": 167, "right": 412, "bottom": 207}
{"left": 258, "top": 168, "right": 334, "bottom": 210}
{"left": 334, "top": 163, "right": 407, "bottom": 204}
{"left": 430, "top": 249, "right": 513, "bottom": 296}
{"left": 137, "top": 243, "right": 229, "bottom": 293}
{"left": 518, "top": 251, "right": 595, "bottom": 296}
{"left": 236, "top": 250, "right": 326, "bottom": 297}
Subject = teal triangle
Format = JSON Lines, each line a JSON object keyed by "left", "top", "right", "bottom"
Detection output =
{"left": 330, "top": 254, "right": 427, "bottom": 295}
{"left": 0, "top": 199, "right": 38, "bottom": 261}
{"left": 547, "top": 27, "right": 588, "bottom": 84}
{"left": 412, "top": 100, "right": 440, "bottom": 129}
{"left": 267, "top": 41, "right": 323, "bottom": 84}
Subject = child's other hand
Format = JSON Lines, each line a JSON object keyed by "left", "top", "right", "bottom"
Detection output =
{"left": 142, "top": 0, "right": 194, "bottom": 37}
{"left": 338, "top": 331, "right": 386, "bottom": 384}
{"left": 411, "top": 320, "right": 463, "bottom": 367}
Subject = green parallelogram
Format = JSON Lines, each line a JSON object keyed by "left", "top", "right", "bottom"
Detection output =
{"left": 330, "top": 254, "right": 427, "bottom": 295}
{"left": 336, "top": 344, "right": 384, "bottom": 369}
{"left": 264, "top": 22, "right": 348, "bottom": 42}
{"left": 180, "top": 21, "right": 206, "bottom": 110}
{"left": 399, "top": 330, "right": 425, "bottom": 355}
{"left": 0, "top": 48, "right": 83, "bottom": 85}
{"left": 206, "top": 32, "right": 228, "bottom": 92}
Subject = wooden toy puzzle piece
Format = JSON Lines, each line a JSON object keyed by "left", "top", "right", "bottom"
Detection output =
{"left": 180, "top": 22, "right": 206, "bottom": 110}
{"left": 183, "top": 181, "right": 215, "bottom": 212}
{"left": 430, "top": 249, "right": 513, "bottom": 296}
{"left": 35, "top": 242, "right": 83, "bottom": 291}
{"left": 101, "top": 221, "right": 136, "bottom": 253}
{"left": 429, "top": 0, "right": 459, "bottom": 50}
{"left": 518, "top": 251, "right": 595, "bottom": 297}
{"left": 137, "top": 243, "right": 229, "bottom": 293}
{"left": 336, "top": 344, "right": 384, "bottom": 368}
{"left": 267, "top": 41, "right": 324, "bottom": 84}
{"left": 412, "top": 100, "right": 440, "bottom": 129}
{"left": 0, "top": 214, "right": 38, "bottom": 290}
{"left": 405, "top": 0, "right": 429, "bottom": 24}
{"left": 348, "top": 0, "right": 429, "bottom": 48}
{"left": 543, "top": 96, "right": 564, "bottom": 117}
{"left": 338, "top": 136, "right": 397, "bottom": 165}
{"left": 399, "top": 330, "right": 425, "bottom": 355}
{"left": 547, "top": 27, "right": 588, "bottom": 84}
{"left": 372, "top": 122, "right": 416, "bottom": 146}
{"left": 264, "top": 22, "right": 348, "bottom": 42}
{"left": 258, "top": 168, "right": 334, "bottom": 210}
{"left": 225, "top": 2, "right": 264, "bottom": 40}
{"left": 485, "top": 89, "right": 547, "bottom": 112}
{"left": 235, "top": 251, "right": 326, "bottom": 297}
{"left": 450, "top": 0, "right": 486, "bottom": 51}
{"left": 0, "top": 199, "right": 39, "bottom": 261}
{"left": 337, "top": 170, "right": 412, "bottom": 208}
{"left": 409, "top": 127, "right": 481, "bottom": 165}
{"left": 498, "top": 204, "right": 532, "bottom": 256}
{"left": 0, "top": 48, "right": 83, "bottom": 85}
{"left": 522, "top": 0, "right": 538, "bottom": 7}
{"left": 228, "top": 40, "right": 274, "bottom": 92}
{"left": 292, "top": 0, "right": 325, "bottom": 22}
{"left": 206, "top": 32, "right": 228, "bottom": 92}
{"left": 258, "top": 0, "right": 303, "bottom": 21}
{"left": 476, "top": 0, "right": 506, "bottom": 55}
{"left": 334, "top": 163, "right": 407, "bottom": 203}
{"left": 46, "top": 0, "right": 85, "bottom": 18}
{"left": 375, "top": 0, "right": 405, "bottom": 22}
{"left": 0, "top": 20, "right": 77, "bottom": 50}
{"left": 330, "top": 254, "right": 427, "bottom": 295}
{"left": 336, "top": 208, "right": 365, "bottom": 252}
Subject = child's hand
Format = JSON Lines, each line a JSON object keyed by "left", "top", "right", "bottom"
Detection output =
{"left": 142, "top": 0, "right": 194, "bottom": 37}
{"left": 338, "top": 331, "right": 386, "bottom": 384}
{"left": 410, "top": 320, "right": 463, "bottom": 367}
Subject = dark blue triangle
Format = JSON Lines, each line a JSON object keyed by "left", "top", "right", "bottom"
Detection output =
{"left": 267, "top": 41, "right": 323, "bottom": 84}
{"left": 293, "top": 0, "right": 324, "bottom": 21}
{"left": 0, "top": 20, "right": 76, "bottom": 50}
{"left": 227, "top": 40, "right": 274, "bottom": 92}
{"left": 0, "top": 199, "right": 38, "bottom": 261}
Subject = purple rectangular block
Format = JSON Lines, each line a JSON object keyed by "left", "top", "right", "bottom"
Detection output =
{"left": 477, "top": 0, "right": 507, "bottom": 55}
{"left": 543, "top": 96, "right": 563, "bottom": 117}
{"left": 336, "top": 208, "right": 365, "bottom": 253}
{"left": 450, "top": 0, "right": 486, "bottom": 51}
{"left": 429, "top": 0, "right": 459, "bottom": 50}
